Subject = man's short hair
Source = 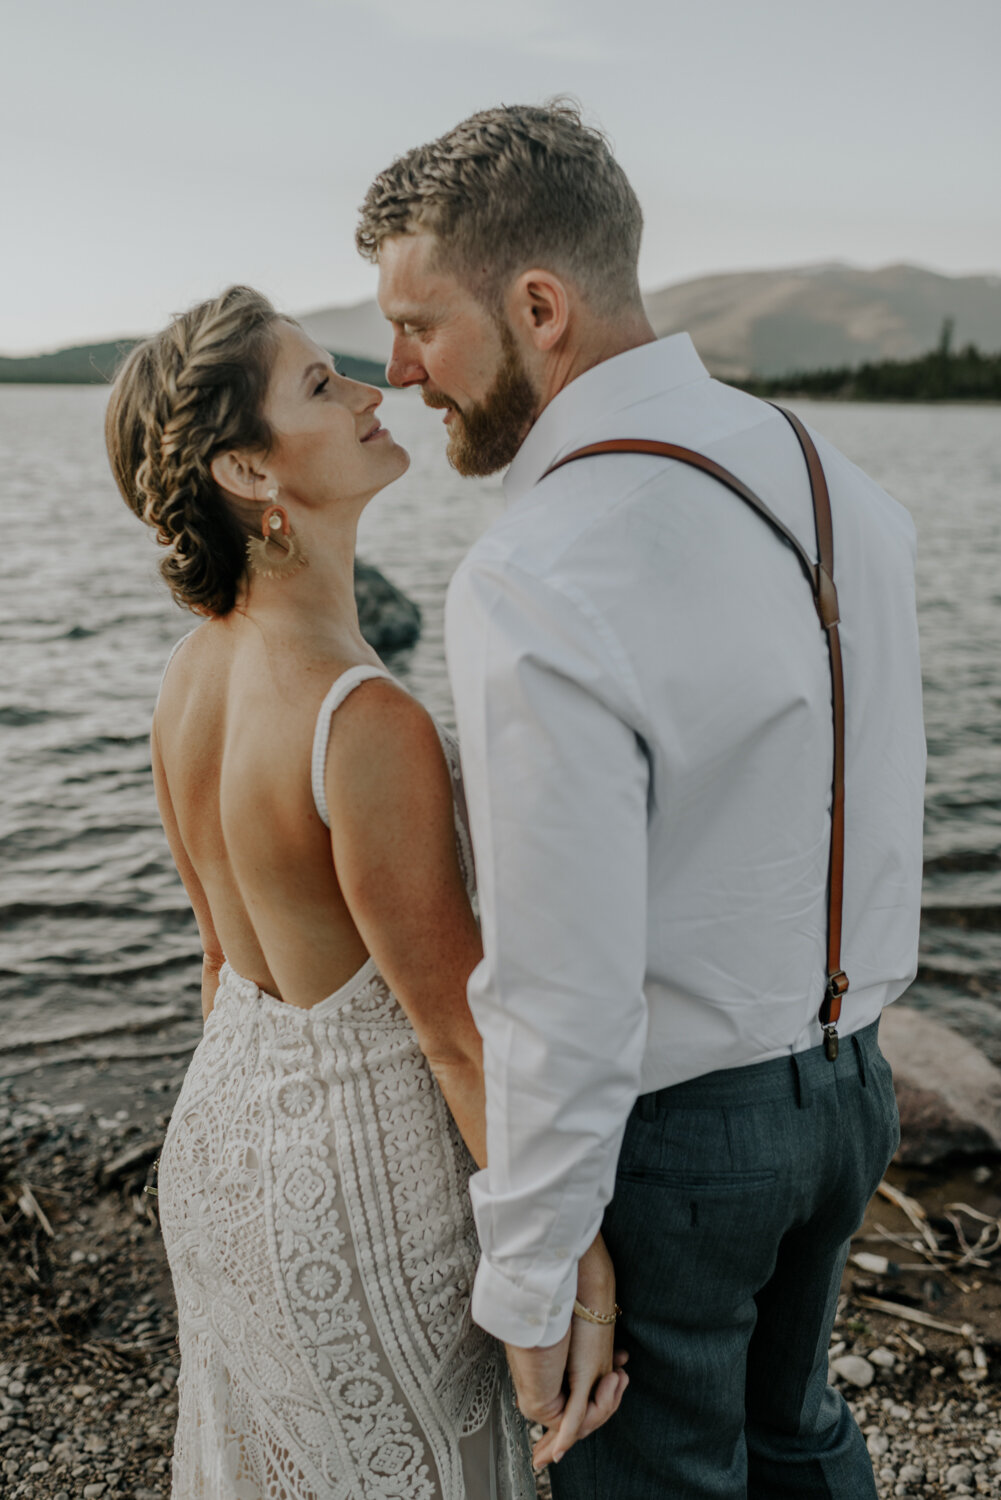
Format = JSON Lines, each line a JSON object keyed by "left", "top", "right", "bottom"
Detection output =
{"left": 356, "top": 100, "right": 644, "bottom": 316}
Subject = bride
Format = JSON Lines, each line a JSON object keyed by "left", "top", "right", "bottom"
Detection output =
{"left": 105, "top": 285, "right": 626, "bottom": 1499}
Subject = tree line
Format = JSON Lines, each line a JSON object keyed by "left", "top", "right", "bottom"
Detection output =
{"left": 743, "top": 321, "right": 1001, "bottom": 401}
{"left": 0, "top": 342, "right": 388, "bottom": 387}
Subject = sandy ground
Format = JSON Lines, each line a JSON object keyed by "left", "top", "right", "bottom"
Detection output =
{"left": 3, "top": 1075, "right": 1001, "bottom": 1499}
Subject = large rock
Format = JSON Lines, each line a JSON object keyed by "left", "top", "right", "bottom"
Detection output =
{"left": 355, "top": 560, "right": 421, "bottom": 653}
{"left": 880, "top": 1005, "right": 1001, "bottom": 1165}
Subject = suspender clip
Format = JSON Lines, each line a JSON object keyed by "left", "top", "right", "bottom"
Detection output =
{"left": 822, "top": 973, "right": 849, "bottom": 1061}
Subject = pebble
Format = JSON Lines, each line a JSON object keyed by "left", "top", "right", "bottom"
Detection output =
{"left": 72, "top": 1383, "right": 95, "bottom": 1398}
{"left": 868, "top": 1346, "right": 896, "bottom": 1369}
{"left": 83, "top": 1487, "right": 106, "bottom": 1499}
{"left": 945, "top": 1464, "right": 973, "bottom": 1486}
{"left": 831, "top": 1354, "right": 875, "bottom": 1388}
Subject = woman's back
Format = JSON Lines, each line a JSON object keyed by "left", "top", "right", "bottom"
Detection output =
{"left": 154, "top": 620, "right": 385, "bottom": 1009}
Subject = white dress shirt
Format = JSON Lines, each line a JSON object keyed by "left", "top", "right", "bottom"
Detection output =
{"left": 444, "top": 334, "right": 926, "bottom": 1348}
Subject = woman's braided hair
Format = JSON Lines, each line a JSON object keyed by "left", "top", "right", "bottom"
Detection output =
{"left": 106, "top": 285, "right": 283, "bottom": 617}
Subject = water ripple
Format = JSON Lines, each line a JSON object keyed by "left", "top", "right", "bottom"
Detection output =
{"left": 0, "top": 388, "right": 998, "bottom": 1065}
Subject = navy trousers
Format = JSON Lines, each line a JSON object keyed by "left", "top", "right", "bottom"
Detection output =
{"left": 551, "top": 1020, "right": 899, "bottom": 1500}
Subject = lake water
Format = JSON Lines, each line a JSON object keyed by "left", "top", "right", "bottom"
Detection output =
{"left": 1, "top": 387, "right": 999, "bottom": 1088}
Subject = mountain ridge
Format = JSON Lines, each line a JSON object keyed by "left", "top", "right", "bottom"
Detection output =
{"left": 295, "top": 262, "right": 1001, "bottom": 379}
{"left": 639, "top": 262, "right": 1001, "bottom": 378}
{"left": 3, "top": 263, "right": 999, "bottom": 384}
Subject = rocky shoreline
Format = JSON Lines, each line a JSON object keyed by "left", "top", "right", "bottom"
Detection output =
{"left": 4, "top": 1014, "right": 1001, "bottom": 1499}
{"left": 1, "top": 1088, "right": 177, "bottom": 1500}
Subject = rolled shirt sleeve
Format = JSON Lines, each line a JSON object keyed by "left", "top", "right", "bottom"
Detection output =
{"left": 445, "top": 555, "right": 650, "bottom": 1348}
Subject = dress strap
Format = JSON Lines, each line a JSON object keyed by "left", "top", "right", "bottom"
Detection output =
{"left": 158, "top": 627, "right": 201, "bottom": 696}
{"left": 310, "top": 665, "right": 399, "bottom": 828}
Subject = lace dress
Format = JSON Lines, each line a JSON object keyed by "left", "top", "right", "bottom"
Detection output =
{"left": 157, "top": 665, "right": 535, "bottom": 1500}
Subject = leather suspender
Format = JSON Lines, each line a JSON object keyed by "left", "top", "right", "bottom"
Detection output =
{"left": 540, "top": 405, "right": 849, "bottom": 1059}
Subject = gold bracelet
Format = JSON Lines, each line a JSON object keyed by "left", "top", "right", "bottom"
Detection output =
{"left": 572, "top": 1297, "right": 621, "bottom": 1326}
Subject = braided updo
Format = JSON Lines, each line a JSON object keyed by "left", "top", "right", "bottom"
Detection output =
{"left": 105, "top": 285, "right": 284, "bottom": 616}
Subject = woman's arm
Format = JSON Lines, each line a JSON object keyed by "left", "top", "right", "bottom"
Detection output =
{"left": 324, "top": 681, "right": 487, "bottom": 1162}
{"left": 326, "top": 681, "right": 627, "bottom": 1458}
{"left": 151, "top": 718, "right": 226, "bottom": 1021}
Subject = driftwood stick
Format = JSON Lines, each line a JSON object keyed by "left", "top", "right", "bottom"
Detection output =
{"left": 898, "top": 1330, "right": 927, "bottom": 1356}
{"left": 942, "top": 1211, "right": 995, "bottom": 1269}
{"left": 856, "top": 1295, "right": 977, "bottom": 1339}
{"left": 872, "top": 1224, "right": 947, "bottom": 1266}
{"left": 876, "top": 1180, "right": 941, "bottom": 1255}
{"left": 944, "top": 1202, "right": 1001, "bottom": 1226}
{"left": 17, "top": 1183, "right": 54, "bottom": 1238}
{"left": 99, "top": 1137, "right": 163, "bottom": 1187}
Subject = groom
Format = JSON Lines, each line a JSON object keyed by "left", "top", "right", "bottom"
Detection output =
{"left": 358, "top": 103, "right": 925, "bottom": 1497}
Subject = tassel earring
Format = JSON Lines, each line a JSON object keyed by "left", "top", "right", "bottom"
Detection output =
{"left": 246, "top": 487, "right": 306, "bottom": 579}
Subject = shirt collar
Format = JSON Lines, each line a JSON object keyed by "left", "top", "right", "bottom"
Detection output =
{"left": 502, "top": 333, "right": 710, "bottom": 507}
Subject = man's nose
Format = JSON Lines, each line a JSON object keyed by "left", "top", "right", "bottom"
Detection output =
{"left": 386, "top": 335, "right": 426, "bottom": 389}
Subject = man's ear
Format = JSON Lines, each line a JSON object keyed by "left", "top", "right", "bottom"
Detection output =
{"left": 209, "top": 449, "right": 268, "bottom": 502}
{"left": 507, "top": 269, "right": 570, "bottom": 352}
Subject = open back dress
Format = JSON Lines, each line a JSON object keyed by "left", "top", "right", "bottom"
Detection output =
{"left": 157, "top": 664, "right": 535, "bottom": 1500}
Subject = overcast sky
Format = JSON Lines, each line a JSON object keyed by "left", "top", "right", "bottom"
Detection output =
{"left": 2, "top": 0, "right": 998, "bottom": 353}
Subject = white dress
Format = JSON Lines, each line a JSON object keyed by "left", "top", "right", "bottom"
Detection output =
{"left": 157, "top": 665, "right": 535, "bottom": 1500}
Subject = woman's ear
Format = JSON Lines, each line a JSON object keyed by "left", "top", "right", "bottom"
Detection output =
{"left": 209, "top": 449, "right": 268, "bottom": 502}
{"left": 507, "top": 269, "right": 571, "bottom": 352}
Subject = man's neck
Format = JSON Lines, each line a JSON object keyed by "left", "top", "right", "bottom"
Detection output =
{"left": 535, "top": 312, "right": 658, "bottom": 414}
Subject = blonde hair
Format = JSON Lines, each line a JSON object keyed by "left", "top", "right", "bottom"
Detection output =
{"left": 105, "top": 285, "right": 283, "bottom": 616}
{"left": 356, "top": 100, "right": 644, "bottom": 316}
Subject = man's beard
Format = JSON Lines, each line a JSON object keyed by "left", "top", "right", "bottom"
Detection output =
{"left": 423, "top": 325, "right": 539, "bottom": 478}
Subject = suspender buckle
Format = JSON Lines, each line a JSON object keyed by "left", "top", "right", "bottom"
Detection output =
{"left": 826, "top": 971, "right": 850, "bottom": 1002}
{"left": 822, "top": 1024, "right": 840, "bottom": 1061}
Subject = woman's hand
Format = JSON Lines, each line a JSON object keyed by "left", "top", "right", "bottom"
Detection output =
{"left": 530, "top": 1232, "right": 629, "bottom": 1471}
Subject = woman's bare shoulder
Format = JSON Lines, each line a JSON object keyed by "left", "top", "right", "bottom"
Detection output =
{"left": 322, "top": 674, "right": 446, "bottom": 800}
{"left": 325, "top": 673, "right": 437, "bottom": 754}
